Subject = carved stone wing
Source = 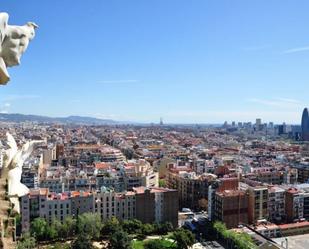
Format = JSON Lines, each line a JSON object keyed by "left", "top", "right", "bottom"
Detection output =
{"left": 0, "top": 12, "right": 8, "bottom": 45}
{"left": 17, "top": 140, "right": 43, "bottom": 167}
{"left": 3, "top": 132, "right": 18, "bottom": 168}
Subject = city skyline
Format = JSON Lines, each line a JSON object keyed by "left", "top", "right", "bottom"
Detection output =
{"left": 0, "top": 111, "right": 305, "bottom": 125}
{"left": 1, "top": 1, "right": 309, "bottom": 123}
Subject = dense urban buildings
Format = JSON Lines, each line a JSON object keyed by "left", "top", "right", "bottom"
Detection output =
{"left": 2, "top": 108, "right": 309, "bottom": 247}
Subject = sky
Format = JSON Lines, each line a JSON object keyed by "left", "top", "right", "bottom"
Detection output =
{"left": 0, "top": 0, "right": 309, "bottom": 124}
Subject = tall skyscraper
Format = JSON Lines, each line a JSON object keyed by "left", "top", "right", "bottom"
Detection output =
{"left": 255, "top": 118, "right": 262, "bottom": 131}
{"left": 160, "top": 117, "right": 163, "bottom": 125}
{"left": 301, "top": 108, "right": 309, "bottom": 141}
{"left": 256, "top": 118, "right": 262, "bottom": 126}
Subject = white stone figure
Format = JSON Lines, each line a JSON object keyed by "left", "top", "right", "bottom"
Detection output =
{"left": 2, "top": 133, "right": 43, "bottom": 213}
{"left": 0, "top": 12, "right": 38, "bottom": 84}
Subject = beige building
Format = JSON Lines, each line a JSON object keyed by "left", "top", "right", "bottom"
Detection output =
{"left": 248, "top": 186, "right": 268, "bottom": 224}
{"left": 167, "top": 168, "right": 216, "bottom": 210}
{"left": 21, "top": 189, "right": 92, "bottom": 233}
{"left": 93, "top": 189, "right": 135, "bottom": 221}
{"left": 124, "top": 159, "right": 159, "bottom": 190}
{"left": 22, "top": 186, "right": 178, "bottom": 233}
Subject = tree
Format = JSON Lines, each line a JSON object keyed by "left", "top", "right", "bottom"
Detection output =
{"left": 45, "top": 219, "right": 61, "bottom": 240}
{"left": 102, "top": 217, "right": 121, "bottom": 236}
{"left": 159, "top": 179, "right": 166, "bottom": 188}
{"left": 142, "top": 223, "right": 155, "bottom": 235}
{"left": 213, "top": 221, "right": 226, "bottom": 233}
{"left": 62, "top": 216, "right": 76, "bottom": 238}
{"left": 45, "top": 224, "right": 58, "bottom": 240}
{"left": 171, "top": 228, "right": 195, "bottom": 249}
{"left": 77, "top": 213, "right": 102, "bottom": 240}
{"left": 213, "top": 222, "right": 256, "bottom": 249}
{"left": 155, "top": 222, "right": 173, "bottom": 235}
{"left": 71, "top": 233, "right": 94, "bottom": 249}
{"left": 16, "top": 214, "right": 22, "bottom": 236}
{"left": 108, "top": 230, "right": 132, "bottom": 249}
{"left": 17, "top": 233, "right": 36, "bottom": 249}
{"left": 30, "top": 217, "right": 47, "bottom": 241}
{"left": 122, "top": 219, "right": 143, "bottom": 234}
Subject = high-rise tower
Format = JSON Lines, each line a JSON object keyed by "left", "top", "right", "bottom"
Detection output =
{"left": 301, "top": 108, "right": 309, "bottom": 141}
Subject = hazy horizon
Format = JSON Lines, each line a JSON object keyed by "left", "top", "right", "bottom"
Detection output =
{"left": 0, "top": 112, "right": 303, "bottom": 125}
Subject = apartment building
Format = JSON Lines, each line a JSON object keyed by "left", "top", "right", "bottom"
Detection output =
{"left": 134, "top": 187, "right": 178, "bottom": 227}
{"left": 208, "top": 178, "right": 239, "bottom": 221}
{"left": 21, "top": 186, "right": 178, "bottom": 232}
{"left": 93, "top": 188, "right": 135, "bottom": 221}
{"left": 214, "top": 190, "right": 248, "bottom": 228}
{"left": 21, "top": 188, "right": 72, "bottom": 232}
{"left": 241, "top": 184, "right": 268, "bottom": 224}
{"left": 285, "top": 188, "right": 304, "bottom": 223}
{"left": 268, "top": 186, "right": 286, "bottom": 224}
{"left": 167, "top": 167, "right": 216, "bottom": 210}
{"left": 292, "top": 164, "right": 309, "bottom": 183}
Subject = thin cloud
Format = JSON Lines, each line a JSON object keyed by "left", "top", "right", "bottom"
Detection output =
{"left": 275, "top": 97, "right": 301, "bottom": 104}
{"left": 3, "top": 94, "right": 40, "bottom": 101}
{"left": 97, "top": 80, "right": 139, "bottom": 84}
{"left": 282, "top": 46, "right": 309, "bottom": 54}
{"left": 0, "top": 102, "right": 11, "bottom": 113}
{"left": 163, "top": 110, "right": 300, "bottom": 124}
{"left": 247, "top": 97, "right": 302, "bottom": 108}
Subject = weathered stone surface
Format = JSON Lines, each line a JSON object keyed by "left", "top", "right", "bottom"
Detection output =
{"left": 0, "top": 12, "right": 38, "bottom": 84}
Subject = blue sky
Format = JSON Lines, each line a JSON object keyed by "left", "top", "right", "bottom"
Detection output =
{"left": 0, "top": 0, "right": 309, "bottom": 124}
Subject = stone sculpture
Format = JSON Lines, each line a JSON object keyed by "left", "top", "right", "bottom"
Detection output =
{"left": 2, "top": 133, "right": 43, "bottom": 213}
{"left": 0, "top": 12, "right": 38, "bottom": 84}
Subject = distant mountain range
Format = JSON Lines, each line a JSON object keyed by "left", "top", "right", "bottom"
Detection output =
{"left": 0, "top": 113, "right": 120, "bottom": 125}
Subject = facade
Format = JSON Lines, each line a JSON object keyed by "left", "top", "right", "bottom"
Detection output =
{"left": 93, "top": 189, "right": 135, "bottom": 221}
{"left": 247, "top": 186, "right": 268, "bottom": 224}
{"left": 21, "top": 188, "right": 72, "bottom": 232}
{"left": 302, "top": 108, "right": 309, "bottom": 141}
{"left": 268, "top": 186, "right": 286, "bottom": 223}
{"left": 70, "top": 191, "right": 93, "bottom": 217}
{"left": 21, "top": 187, "right": 178, "bottom": 233}
{"left": 134, "top": 187, "right": 178, "bottom": 227}
{"left": 208, "top": 178, "right": 239, "bottom": 221}
{"left": 123, "top": 159, "right": 159, "bottom": 190}
{"left": 293, "top": 164, "right": 309, "bottom": 183}
{"left": 135, "top": 188, "right": 155, "bottom": 224}
{"left": 214, "top": 190, "right": 248, "bottom": 228}
{"left": 167, "top": 169, "right": 216, "bottom": 210}
{"left": 21, "top": 170, "right": 39, "bottom": 189}
{"left": 285, "top": 188, "right": 304, "bottom": 223}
